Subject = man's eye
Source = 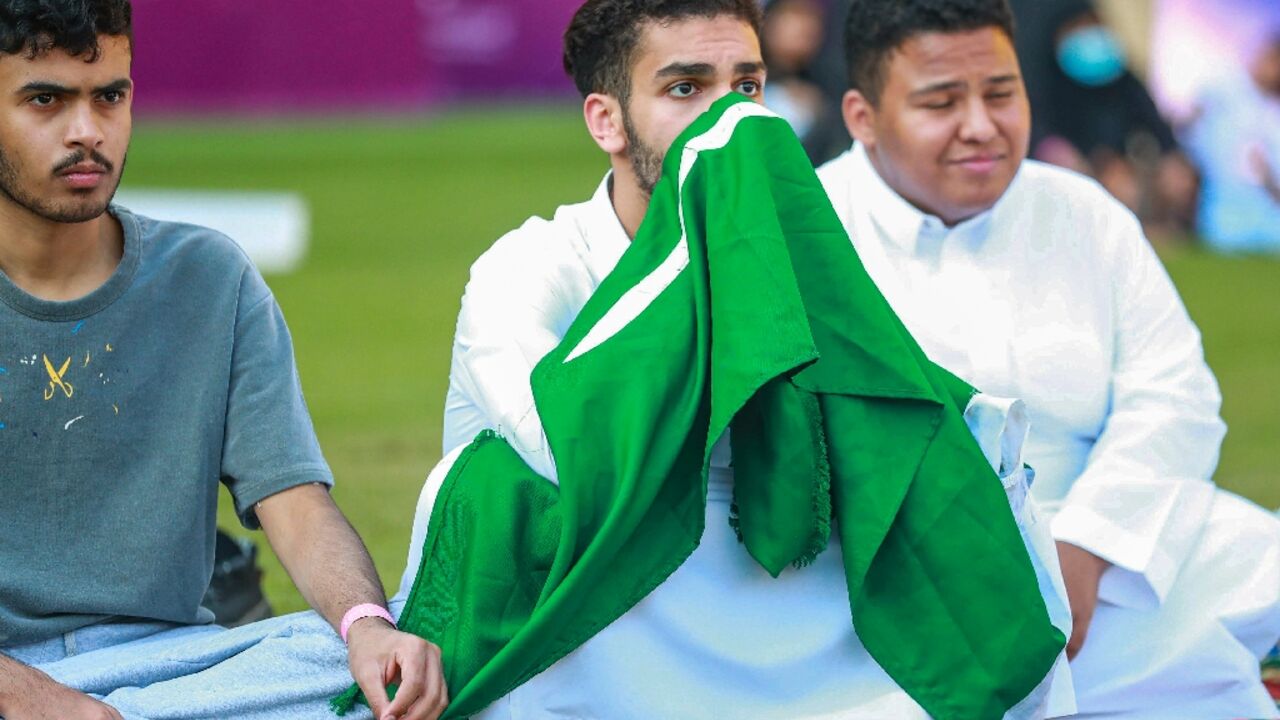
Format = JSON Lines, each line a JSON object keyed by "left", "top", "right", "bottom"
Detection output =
{"left": 737, "top": 80, "right": 762, "bottom": 96}
{"left": 100, "top": 90, "right": 124, "bottom": 104}
{"left": 923, "top": 99, "right": 955, "bottom": 110}
{"left": 987, "top": 91, "right": 1014, "bottom": 102}
{"left": 29, "top": 94, "right": 55, "bottom": 106}
{"left": 668, "top": 82, "right": 696, "bottom": 98}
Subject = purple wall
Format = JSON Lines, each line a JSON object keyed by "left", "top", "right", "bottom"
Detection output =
{"left": 129, "top": 0, "right": 582, "bottom": 116}
{"left": 422, "top": 0, "right": 581, "bottom": 101}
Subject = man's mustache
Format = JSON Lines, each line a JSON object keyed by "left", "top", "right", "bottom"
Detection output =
{"left": 52, "top": 150, "right": 114, "bottom": 175}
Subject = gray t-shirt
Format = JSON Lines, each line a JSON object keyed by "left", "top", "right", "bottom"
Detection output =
{"left": 0, "top": 206, "right": 332, "bottom": 647}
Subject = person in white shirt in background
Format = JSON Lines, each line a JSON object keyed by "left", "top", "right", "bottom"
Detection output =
{"left": 817, "top": 0, "right": 1280, "bottom": 717}
{"left": 1185, "top": 32, "right": 1280, "bottom": 254}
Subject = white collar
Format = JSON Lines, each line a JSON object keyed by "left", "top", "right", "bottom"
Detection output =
{"left": 567, "top": 172, "right": 632, "bottom": 282}
{"left": 847, "top": 143, "right": 930, "bottom": 254}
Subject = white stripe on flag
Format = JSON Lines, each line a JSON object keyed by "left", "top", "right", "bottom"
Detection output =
{"left": 564, "top": 102, "right": 780, "bottom": 363}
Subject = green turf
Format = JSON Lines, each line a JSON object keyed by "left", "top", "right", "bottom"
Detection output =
{"left": 123, "top": 107, "right": 1280, "bottom": 615}
{"left": 1163, "top": 249, "right": 1280, "bottom": 510}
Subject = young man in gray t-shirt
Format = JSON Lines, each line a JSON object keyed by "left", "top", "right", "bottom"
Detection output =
{"left": 0, "top": 3, "right": 446, "bottom": 719}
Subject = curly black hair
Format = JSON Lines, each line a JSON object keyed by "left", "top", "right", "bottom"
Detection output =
{"left": 563, "top": 0, "right": 763, "bottom": 103}
{"left": 844, "top": 0, "right": 1015, "bottom": 104}
{"left": 0, "top": 0, "right": 132, "bottom": 60}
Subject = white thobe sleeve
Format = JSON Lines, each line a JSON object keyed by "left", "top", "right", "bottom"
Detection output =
{"left": 446, "top": 236, "right": 577, "bottom": 482}
{"left": 1050, "top": 210, "right": 1226, "bottom": 609}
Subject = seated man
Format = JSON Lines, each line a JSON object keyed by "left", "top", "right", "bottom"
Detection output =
{"left": 385, "top": 1, "right": 1074, "bottom": 718}
{"left": 0, "top": 3, "right": 444, "bottom": 719}
{"left": 818, "top": 0, "right": 1280, "bottom": 716}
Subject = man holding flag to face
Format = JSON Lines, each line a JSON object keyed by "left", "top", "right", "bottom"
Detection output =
{"left": 336, "top": 1, "right": 1077, "bottom": 718}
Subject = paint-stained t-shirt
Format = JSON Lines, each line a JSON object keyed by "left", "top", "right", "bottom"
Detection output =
{"left": 0, "top": 206, "right": 332, "bottom": 647}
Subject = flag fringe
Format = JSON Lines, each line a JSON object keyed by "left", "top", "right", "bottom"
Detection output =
{"left": 727, "top": 501, "right": 743, "bottom": 542}
{"left": 329, "top": 684, "right": 363, "bottom": 716}
{"left": 794, "top": 392, "right": 832, "bottom": 568}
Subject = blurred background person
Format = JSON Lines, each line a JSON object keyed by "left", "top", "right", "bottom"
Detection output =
{"left": 1183, "top": 33, "right": 1280, "bottom": 254}
{"left": 761, "top": 0, "right": 823, "bottom": 137}
{"left": 760, "top": 0, "right": 848, "bottom": 162}
{"left": 1009, "top": 0, "right": 1198, "bottom": 240}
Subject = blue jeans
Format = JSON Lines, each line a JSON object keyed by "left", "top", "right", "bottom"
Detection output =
{"left": 2, "top": 609, "right": 378, "bottom": 720}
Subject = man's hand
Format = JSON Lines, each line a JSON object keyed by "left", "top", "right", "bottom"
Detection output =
{"left": 0, "top": 663, "right": 123, "bottom": 720}
{"left": 255, "top": 486, "right": 447, "bottom": 717}
{"left": 346, "top": 618, "right": 448, "bottom": 720}
{"left": 256, "top": 485, "right": 448, "bottom": 717}
{"left": 1056, "top": 540, "right": 1111, "bottom": 660}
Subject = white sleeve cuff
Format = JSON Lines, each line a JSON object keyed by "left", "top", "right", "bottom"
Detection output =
{"left": 1050, "top": 502, "right": 1178, "bottom": 609}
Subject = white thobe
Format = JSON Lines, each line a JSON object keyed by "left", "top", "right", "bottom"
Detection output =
{"left": 402, "top": 175, "right": 1076, "bottom": 719}
{"left": 818, "top": 145, "right": 1280, "bottom": 720}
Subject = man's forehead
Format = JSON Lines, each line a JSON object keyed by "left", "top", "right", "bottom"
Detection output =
{"left": 890, "top": 28, "right": 1018, "bottom": 85}
{"left": 633, "top": 15, "right": 762, "bottom": 75}
{"left": 0, "top": 36, "right": 131, "bottom": 86}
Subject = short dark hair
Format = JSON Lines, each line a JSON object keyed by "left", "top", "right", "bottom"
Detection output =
{"left": 564, "top": 0, "right": 763, "bottom": 103}
{"left": 844, "top": 0, "right": 1015, "bottom": 105}
{"left": 0, "top": 0, "right": 132, "bottom": 61}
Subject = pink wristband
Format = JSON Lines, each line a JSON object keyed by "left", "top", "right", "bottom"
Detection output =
{"left": 340, "top": 603, "right": 395, "bottom": 643}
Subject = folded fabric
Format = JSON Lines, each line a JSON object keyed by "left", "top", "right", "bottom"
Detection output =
{"left": 336, "top": 95, "right": 1065, "bottom": 719}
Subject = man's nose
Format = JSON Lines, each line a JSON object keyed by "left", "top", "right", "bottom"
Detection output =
{"left": 957, "top": 98, "right": 998, "bottom": 144}
{"left": 64, "top": 102, "right": 105, "bottom": 150}
{"left": 708, "top": 84, "right": 735, "bottom": 104}
{"left": 709, "top": 82, "right": 763, "bottom": 106}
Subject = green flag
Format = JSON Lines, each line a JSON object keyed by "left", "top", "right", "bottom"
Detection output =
{"left": 335, "top": 94, "right": 1065, "bottom": 719}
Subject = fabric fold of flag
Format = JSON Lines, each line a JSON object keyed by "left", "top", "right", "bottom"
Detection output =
{"left": 333, "top": 94, "right": 1064, "bottom": 719}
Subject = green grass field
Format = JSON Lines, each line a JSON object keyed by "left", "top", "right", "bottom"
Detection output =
{"left": 123, "top": 107, "right": 1280, "bottom": 615}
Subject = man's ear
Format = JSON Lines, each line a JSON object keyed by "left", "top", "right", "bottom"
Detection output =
{"left": 584, "top": 93, "right": 627, "bottom": 155}
{"left": 841, "top": 89, "right": 877, "bottom": 148}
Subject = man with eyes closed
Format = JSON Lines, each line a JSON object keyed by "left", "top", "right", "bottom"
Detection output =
{"left": 817, "top": 0, "right": 1280, "bottom": 717}
{"left": 414, "top": 0, "right": 1075, "bottom": 717}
